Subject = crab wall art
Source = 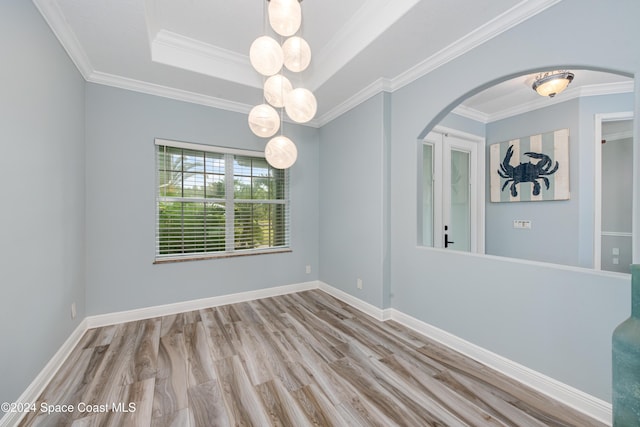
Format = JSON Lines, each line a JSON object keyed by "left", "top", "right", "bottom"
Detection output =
{"left": 489, "top": 128, "right": 570, "bottom": 202}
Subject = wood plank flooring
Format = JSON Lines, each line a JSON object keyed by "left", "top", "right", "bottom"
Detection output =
{"left": 18, "top": 290, "right": 606, "bottom": 426}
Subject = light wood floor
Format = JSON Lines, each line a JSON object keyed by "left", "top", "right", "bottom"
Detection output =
{"left": 19, "top": 290, "right": 606, "bottom": 426}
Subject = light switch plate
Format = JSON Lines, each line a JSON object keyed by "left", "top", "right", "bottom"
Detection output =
{"left": 513, "top": 220, "right": 532, "bottom": 229}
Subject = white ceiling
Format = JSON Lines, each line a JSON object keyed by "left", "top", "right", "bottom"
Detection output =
{"left": 33, "top": 0, "right": 633, "bottom": 126}
{"left": 455, "top": 70, "right": 634, "bottom": 123}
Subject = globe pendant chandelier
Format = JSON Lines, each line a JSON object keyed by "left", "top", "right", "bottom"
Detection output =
{"left": 248, "top": 0, "right": 316, "bottom": 169}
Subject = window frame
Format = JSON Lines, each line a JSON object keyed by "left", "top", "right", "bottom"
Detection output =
{"left": 154, "top": 138, "right": 291, "bottom": 263}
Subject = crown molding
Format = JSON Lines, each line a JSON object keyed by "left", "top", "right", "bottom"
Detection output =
{"left": 88, "top": 71, "right": 253, "bottom": 114}
{"left": 458, "top": 81, "right": 636, "bottom": 124}
{"left": 390, "top": 0, "right": 563, "bottom": 92}
{"left": 316, "top": 78, "right": 392, "bottom": 126}
{"left": 38, "top": 0, "right": 617, "bottom": 130}
{"left": 32, "top": 0, "right": 93, "bottom": 79}
{"left": 87, "top": 70, "right": 322, "bottom": 128}
{"left": 450, "top": 104, "right": 490, "bottom": 124}
{"left": 319, "top": 0, "right": 564, "bottom": 124}
{"left": 150, "top": 30, "right": 262, "bottom": 88}
{"left": 580, "top": 80, "right": 635, "bottom": 98}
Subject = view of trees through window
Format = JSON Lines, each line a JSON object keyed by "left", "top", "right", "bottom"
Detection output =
{"left": 156, "top": 145, "right": 288, "bottom": 258}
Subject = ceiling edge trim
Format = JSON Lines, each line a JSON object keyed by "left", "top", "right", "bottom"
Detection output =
{"left": 581, "top": 81, "right": 635, "bottom": 98}
{"left": 40, "top": 0, "right": 624, "bottom": 130}
{"left": 151, "top": 30, "right": 262, "bottom": 88}
{"left": 32, "top": 0, "right": 93, "bottom": 79}
{"left": 88, "top": 71, "right": 252, "bottom": 114}
{"left": 455, "top": 81, "right": 635, "bottom": 124}
{"left": 318, "top": 0, "right": 565, "bottom": 125}
{"left": 316, "top": 78, "right": 393, "bottom": 127}
{"left": 450, "top": 105, "right": 490, "bottom": 123}
{"left": 390, "top": 0, "right": 563, "bottom": 92}
{"left": 87, "top": 71, "right": 321, "bottom": 128}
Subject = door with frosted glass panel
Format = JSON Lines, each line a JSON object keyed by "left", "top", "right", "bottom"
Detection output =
{"left": 422, "top": 131, "right": 481, "bottom": 252}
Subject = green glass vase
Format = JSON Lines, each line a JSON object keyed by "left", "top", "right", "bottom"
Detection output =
{"left": 613, "top": 264, "right": 640, "bottom": 426}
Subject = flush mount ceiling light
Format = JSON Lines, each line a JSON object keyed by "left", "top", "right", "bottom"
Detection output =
{"left": 532, "top": 71, "right": 575, "bottom": 98}
{"left": 248, "top": 0, "right": 316, "bottom": 169}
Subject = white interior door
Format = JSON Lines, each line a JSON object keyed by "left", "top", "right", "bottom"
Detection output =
{"left": 422, "top": 129, "right": 484, "bottom": 253}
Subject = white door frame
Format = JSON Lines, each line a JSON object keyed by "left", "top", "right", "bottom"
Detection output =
{"left": 424, "top": 125, "right": 485, "bottom": 253}
{"left": 594, "top": 112, "right": 634, "bottom": 270}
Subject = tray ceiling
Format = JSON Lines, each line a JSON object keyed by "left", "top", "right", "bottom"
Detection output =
{"left": 33, "top": 0, "right": 631, "bottom": 126}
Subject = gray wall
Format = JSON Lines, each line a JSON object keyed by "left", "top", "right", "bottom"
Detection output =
{"left": 0, "top": 0, "right": 86, "bottom": 405}
{"left": 485, "top": 94, "right": 633, "bottom": 267}
{"left": 485, "top": 98, "right": 581, "bottom": 265}
{"left": 432, "top": 93, "right": 634, "bottom": 269}
{"left": 318, "top": 0, "right": 640, "bottom": 403}
{"left": 85, "top": 83, "right": 319, "bottom": 315}
{"left": 319, "top": 92, "right": 391, "bottom": 308}
{"left": 389, "top": 0, "right": 639, "bottom": 402}
{"left": 3, "top": 0, "right": 639, "bottom": 410}
{"left": 439, "top": 111, "right": 486, "bottom": 138}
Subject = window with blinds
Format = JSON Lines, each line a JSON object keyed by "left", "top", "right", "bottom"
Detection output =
{"left": 155, "top": 139, "right": 290, "bottom": 261}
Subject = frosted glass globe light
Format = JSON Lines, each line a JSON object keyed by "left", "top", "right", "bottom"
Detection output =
{"left": 248, "top": 104, "right": 280, "bottom": 138}
{"left": 268, "top": 0, "right": 301, "bottom": 37}
{"left": 264, "top": 75, "right": 293, "bottom": 108}
{"left": 285, "top": 88, "right": 317, "bottom": 123}
{"left": 249, "top": 36, "right": 283, "bottom": 76}
{"left": 282, "top": 36, "right": 311, "bottom": 72}
{"left": 265, "top": 135, "right": 298, "bottom": 169}
{"left": 532, "top": 71, "right": 574, "bottom": 97}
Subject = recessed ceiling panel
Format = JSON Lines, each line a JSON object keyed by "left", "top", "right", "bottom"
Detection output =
{"left": 35, "top": 0, "right": 608, "bottom": 124}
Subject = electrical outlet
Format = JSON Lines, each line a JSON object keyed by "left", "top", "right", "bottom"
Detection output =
{"left": 305, "top": 265, "right": 311, "bottom": 274}
{"left": 71, "top": 302, "right": 77, "bottom": 320}
{"left": 612, "top": 248, "right": 620, "bottom": 256}
{"left": 357, "top": 278, "right": 363, "bottom": 289}
{"left": 613, "top": 258, "right": 619, "bottom": 265}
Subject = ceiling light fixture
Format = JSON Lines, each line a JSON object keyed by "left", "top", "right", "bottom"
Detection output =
{"left": 269, "top": 0, "right": 301, "bottom": 37}
{"left": 532, "top": 70, "right": 575, "bottom": 98}
{"left": 248, "top": 103, "right": 280, "bottom": 137}
{"left": 248, "top": 0, "right": 316, "bottom": 169}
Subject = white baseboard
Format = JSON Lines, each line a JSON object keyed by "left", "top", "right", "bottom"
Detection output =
{"left": 388, "top": 308, "right": 612, "bottom": 426}
{"left": 86, "top": 280, "right": 319, "bottom": 328}
{"left": 3, "top": 280, "right": 611, "bottom": 426}
{"left": 316, "top": 285, "right": 611, "bottom": 424}
{"left": 317, "top": 281, "right": 392, "bottom": 321}
{"left": 0, "top": 319, "right": 88, "bottom": 427}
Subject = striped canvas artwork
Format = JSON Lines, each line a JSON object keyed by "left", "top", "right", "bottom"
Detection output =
{"left": 490, "top": 128, "right": 570, "bottom": 202}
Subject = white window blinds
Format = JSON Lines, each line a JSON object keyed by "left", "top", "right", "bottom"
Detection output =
{"left": 155, "top": 139, "right": 290, "bottom": 261}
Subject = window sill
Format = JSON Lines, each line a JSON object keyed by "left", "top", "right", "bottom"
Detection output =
{"left": 153, "top": 248, "right": 292, "bottom": 264}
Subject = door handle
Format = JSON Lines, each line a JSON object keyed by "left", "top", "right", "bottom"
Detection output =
{"left": 445, "top": 234, "right": 455, "bottom": 248}
{"left": 444, "top": 225, "right": 454, "bottom": 248}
